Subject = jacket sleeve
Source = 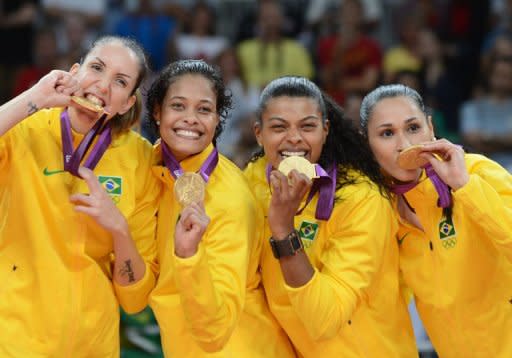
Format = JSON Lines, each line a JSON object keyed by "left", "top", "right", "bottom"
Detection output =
{"left": 285, "top": 185, "right": 393, "bottom": 340}
{"left": 172, "top": 195, "right": 254, "bottom": 352}
{"left": 114, "top": 143, "right": 160, "bottom": 313}
{"left": 453, "top": 158, "right": 512, "bottom": 260}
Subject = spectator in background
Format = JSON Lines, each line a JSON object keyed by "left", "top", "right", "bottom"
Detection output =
{"left": 234, "top": 0, "right": 302, "bottom": 44}
{"left": 172, "top": 1, "right": 229, "bottom": 62}
{"left": 382, "top": 11, "right": 423, "bottom": 84}
{"left": 460, "top": 53, "right": 512, "bottom": 171}
{"left": 0, "top": 0, "right": 37, "bottom": 102}
{"left": 114, "top": 0, "right": 179, "bottom": 70}
{"left": 12, "top": 26, "right": 59, "bottom": 97}
{"left": 214, "top": 48, "right": 260, "bottom": 163}
{"left": 40, "top": 0, "right": 105, "bottom": 62}
{"left": 237, "top": 0, "right": 314, "bottom": 90}
{"left": 316, "top": 0, "right": 382, "bottom": 105}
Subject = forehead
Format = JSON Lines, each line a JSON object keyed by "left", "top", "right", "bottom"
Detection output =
{"left": 263, "top": 96, "right": 320, "bottom": 118}
{"left": 166, "top": 74, "right": 216, "bottom": 100}
{"left": 369, "top": 96, "right": 423, "bottom": 124}
{"left": 85, "top": 42, "right": 139, "bottom": 76}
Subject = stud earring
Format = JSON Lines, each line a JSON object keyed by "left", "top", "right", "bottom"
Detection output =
{"left": 156, "top": 120, "right": 160, "bottom": 126}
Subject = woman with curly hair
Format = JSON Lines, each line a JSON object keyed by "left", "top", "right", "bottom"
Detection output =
{"left": 133, "top": 59, "right": 296, "bottom": 357}
{"left": 244, "top": 76, "right": 417, "bottom": 356}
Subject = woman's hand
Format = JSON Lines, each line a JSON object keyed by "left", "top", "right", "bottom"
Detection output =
{"left": 420, "top": 139, "right": 469, "bottom": 190}
{"left": 31, "top": 70, "right": 80, "bottom": 109}
{"left": 268, "top": 169, "right": 312, "bottom": 239}
{"left": 69, "top": 167, "right": 129, "bottom": 237}
{"left": 174, "top": 202, "right": 210, "bottom": 258}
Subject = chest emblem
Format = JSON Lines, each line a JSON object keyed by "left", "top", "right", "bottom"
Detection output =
{"left": 439, "top": 215, "right": 457, "bottom": 249}
{"left": 99, "top": 175, "right": 122, "bottom": 204}
{"left": 298, "top": 220, "right": 319, "bottom": 249}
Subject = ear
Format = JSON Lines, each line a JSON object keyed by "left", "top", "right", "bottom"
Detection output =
{"left": 69, "top": 63, "right": 80, "bottom": 75}
{"left": 153, "top": 103, "right": 161, "bottom": 122}
{"left": 118, "top": 94, "right": 137, "bottom": 115}
{"left": 253, "top": 120, "right": 263, "bottom": 147}
{"left": 427, "top": 115, "right": 435, "bottom": 139}
{"left": 323, "top": 119, "right": 330, "bottom": 144}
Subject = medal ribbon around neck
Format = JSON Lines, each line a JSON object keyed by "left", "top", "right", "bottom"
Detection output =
{"left": 60, "top": 109, "right": 112, "bottom": 177}
{"left": 266, "top": 162, "right": 336, "bottom": 220}
{"left": 162, "top": 141, "right": 219, "bottom": 184}
{"left": 391, "top": 163, "right": 452, "bottom": 208}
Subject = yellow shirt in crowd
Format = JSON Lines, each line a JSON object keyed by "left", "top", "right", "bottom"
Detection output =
{"left": 398, "top": 154, "right": 512, "bottom": 357}
{"left": 0, "top": 108, "right": 160, "bottom": 357}
{"left": 244, "top": 157, "right": 417, "bottom": 357}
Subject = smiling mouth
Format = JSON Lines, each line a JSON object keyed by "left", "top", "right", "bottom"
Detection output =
{"left": 85, "top": 94, "right": 105, "bottom": 107}
{"left": 175, "top": 129, "right": 202, "bottom": 139}
{"left": 280, "top": 150, "right": 307, "bottom": 158}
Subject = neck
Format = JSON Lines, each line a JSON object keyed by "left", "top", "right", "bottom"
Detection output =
{"left": 67, "top": 106, "right": 98, "bottom": 134}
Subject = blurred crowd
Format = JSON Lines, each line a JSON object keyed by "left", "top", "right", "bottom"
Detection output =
{"left": 1, "top": 1, "right": 511, "bottom": 355}
{"left": 3, "top": 0, "right": 512, "bottom": 173}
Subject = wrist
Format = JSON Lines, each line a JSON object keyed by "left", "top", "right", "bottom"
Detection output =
{"left": 175, "top": 244, "right": 198, "bottom": 258}
{"left": 271, "top": 229, "right": 294, "bottom": 240}
{"left": 110, "top": 219, "right": 130, "bottom": 242}
{"left": 269, "top": 230, "right": 303, "bottom": 259}
{"left": 451, "top": 173, "right": 470, "bottom": 191}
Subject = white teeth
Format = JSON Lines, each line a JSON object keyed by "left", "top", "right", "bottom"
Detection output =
{"left": 176, "top": 129, "right": 200, "bottom": 138}
{"left": 86, "top": 94, "right": 104, "bottom": 106}
{"left": 281, "top": 151, "right": 306, "bottom": 157}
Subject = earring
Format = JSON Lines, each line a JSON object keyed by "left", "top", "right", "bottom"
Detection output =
{"left": 432, "top": 136, "right": 437, "bottom": 141}
{"left": 156, "top": 120, "right": 160, "bottom": 126}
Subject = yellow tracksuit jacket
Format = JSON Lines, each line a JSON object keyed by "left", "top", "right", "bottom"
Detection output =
{"left": 398, "top": 154, "right": 512, "bottom": 357}
{"left": 244, "top": 157, "right": 417, "bottom": 357}
{"left": 138, "top": 144, "right": 295, "bottom": 357}
{"left": 0, "top": 108, "right": 160, "bottom": 357}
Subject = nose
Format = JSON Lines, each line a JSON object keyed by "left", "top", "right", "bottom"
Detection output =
{"left": 286, "top": 127, "right": 303, "bottom": 144}
{"left": 182, "top": 109, "right": 199, "bottom": 125}
{"left": 396, "top": 132, "right": 411, "bottom": 152}
{"left": 96, "top": 77, "right": 110, "bottom": 95}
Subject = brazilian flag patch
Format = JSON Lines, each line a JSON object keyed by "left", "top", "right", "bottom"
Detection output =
{"left": 99, "top": 176, "right": 122, "bottom": 196}
{"left": 299, "top": 221, "right": 319, "bottom": 241}
{"left": 439, "top": 215, "right": 457, "bottom": 249}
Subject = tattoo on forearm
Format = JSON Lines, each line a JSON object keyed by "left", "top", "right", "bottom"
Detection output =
{"left": 27, "top": 101, "right": 38, "bottom": 115}
{"left": 120, "top": 259, "right": 136, "bottom": 282}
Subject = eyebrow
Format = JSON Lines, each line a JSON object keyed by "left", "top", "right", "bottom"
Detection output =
{"left": 168, "top": 96, "right": 214, "bottom": 104}
{"left": 376, "top": 116, "right": 418, "bottom": 128}
{"left": 267, "top": 115, "right": 320, "bottom": 122}
{"left": 93, "top": 57, "right": 132, "bottom": 79}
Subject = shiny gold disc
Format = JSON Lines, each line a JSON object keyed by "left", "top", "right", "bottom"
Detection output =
{"left": 278, "top": 156, "right": 317, "bottom": 179}
{"left": 174, "top": 172, "right": 206, "bottom": 207}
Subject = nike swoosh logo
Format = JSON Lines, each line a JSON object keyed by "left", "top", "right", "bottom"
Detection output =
{"left": 397, "top": 232, "right": 409, "bottom": 246}
{"left": 43, "top": 167, "right": 66, "bottom": 176}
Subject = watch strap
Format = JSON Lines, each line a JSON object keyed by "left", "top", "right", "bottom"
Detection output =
{"left": 269, "top": 230, "right": 303, "bottom": 259}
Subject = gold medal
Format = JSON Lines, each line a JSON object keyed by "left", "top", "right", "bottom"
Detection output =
{"left": 174, "top": 172, "right": 206, "bottom": 207}
{"left": 397, "top": 144, "right": 429, "bottom": 170}
{"left": 278, "top": 156, "right": 317, "bottom": 179}
{"left": 70, "top": 95, "right": 106, "bottom": 114}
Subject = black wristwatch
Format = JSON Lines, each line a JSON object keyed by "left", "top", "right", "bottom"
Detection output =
{"left": 269, "top": 230, "right": 303, "bottom": 259}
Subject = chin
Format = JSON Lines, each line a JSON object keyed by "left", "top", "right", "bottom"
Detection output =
{"left": 392, "top": 168, "right": 421, "bottom": 183}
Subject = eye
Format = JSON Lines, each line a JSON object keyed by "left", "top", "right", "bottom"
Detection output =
{"left": 90, "top": 63, "right": 102, "bottom": 71}
{"left": 380, "top": 129, "right": 394, "bottom": 137}
{"left": 170, "top": 102, "right": 184, "bottom": 110}
{"left": 302, "top": 123, "right": 317, "bottom": 131}
{"left": 270, "top": 124, "right": 286, "bottom": 132}
{"left": 115, "top": 77, "right": 128, "bottom": 87}
{"left": 198, "top": 106, "right": 213, "bottom": 114}
{"left": 408, "top": 123, "right": 421, "bottom": 132}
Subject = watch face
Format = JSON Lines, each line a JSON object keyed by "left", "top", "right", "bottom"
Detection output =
{"left": 270, "top": 231, "right": 303, "bottom": 259}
